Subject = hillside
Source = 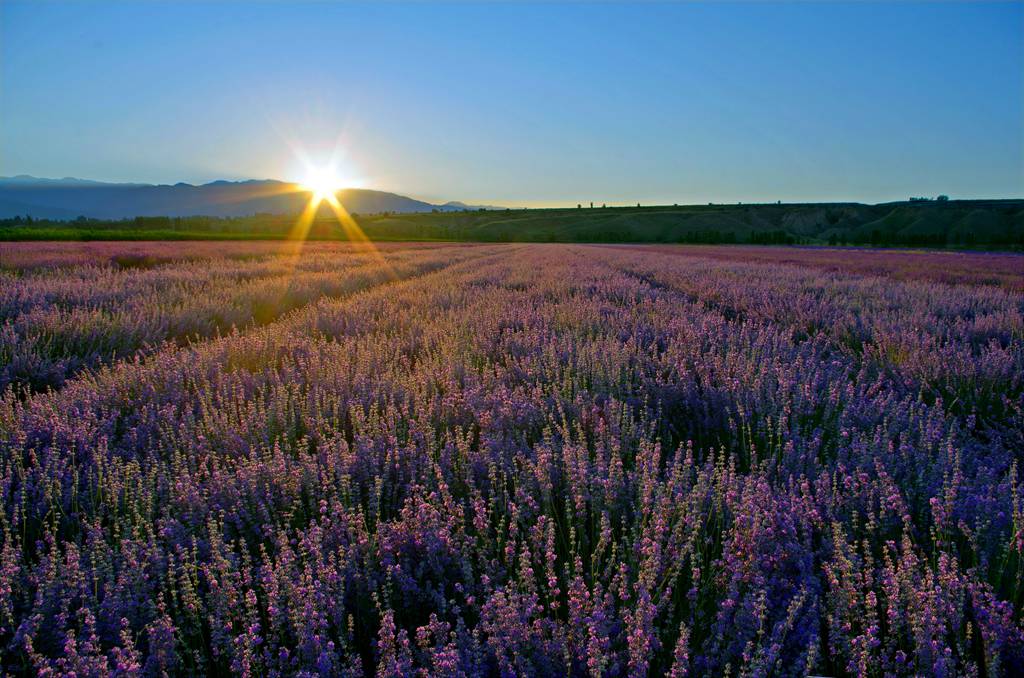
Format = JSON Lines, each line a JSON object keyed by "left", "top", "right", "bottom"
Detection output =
{"left": 1, "top": 197, "right": 1022, "bottom": 248}
{"left": 352, "top": 199, "right": 1024, "bottom": 247}
{"left": 0, "top": 176, "right": 492, "bottom": 219}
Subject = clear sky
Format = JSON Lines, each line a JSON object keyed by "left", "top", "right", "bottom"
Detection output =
{"left": 1, "top": 1, "right": 1022, "bottom": 206}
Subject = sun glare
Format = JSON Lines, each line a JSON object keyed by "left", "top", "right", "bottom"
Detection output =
{"left": 280, "top": 148, "right": 392, "bottom": 278}
{"left": 300, "top": 166, "right": 347, "bottom": 200}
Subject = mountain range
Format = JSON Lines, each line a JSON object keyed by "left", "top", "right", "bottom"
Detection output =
{"left": 0, "top": 176, "right": 500, "bottom": 219}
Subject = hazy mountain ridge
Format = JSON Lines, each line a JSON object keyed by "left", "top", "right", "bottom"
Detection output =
{"left": 0, "top": 176, "right": 500, "bottom": 219}
{"left": 1, "top": 177, "right": 1021, "bottom": 247}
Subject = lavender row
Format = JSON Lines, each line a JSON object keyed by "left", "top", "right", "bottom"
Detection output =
{"left": 0, "top": 245, "right": 489, "bottom": 392}
{"left": 0, "top": 244, "right": 1021, "bottom": 675}
{"left": 597, "top": 247, "right": 1023, "bottom": 438}
{"left": 610, "top": 245, "right": 1024, "bottom": 292}
{"left": 0, "top": 241, "right": 453, "bottom": 272}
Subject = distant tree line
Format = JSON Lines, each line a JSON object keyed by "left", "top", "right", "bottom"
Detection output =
{"left": 678, "top": 230, "right": 738, "bottom": 244}
{"left": 747, "top": 230, "right": 796, "bottom": 245}
{"left": 827, "top": 228, "right": 1024, "bottom": 249}
{"left": 1, "top": 199, "right": 1020, "bottom": 250}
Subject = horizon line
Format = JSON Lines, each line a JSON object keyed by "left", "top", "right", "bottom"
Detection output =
{"left": 2, "top": 174, "right": 1021, "bottom": 210}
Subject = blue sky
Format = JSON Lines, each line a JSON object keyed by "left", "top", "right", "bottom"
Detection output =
{"left": 1, "top": 1, "right": 1021, "bottom": 206}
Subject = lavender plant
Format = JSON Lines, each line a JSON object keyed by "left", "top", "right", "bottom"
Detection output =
{"left": 0, "top": 243, "right": 1021, "bottom": 676}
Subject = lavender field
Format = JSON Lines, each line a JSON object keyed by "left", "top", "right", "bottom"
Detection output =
{"left": 0, "top": 242, "right": 1022, "bottom": 676}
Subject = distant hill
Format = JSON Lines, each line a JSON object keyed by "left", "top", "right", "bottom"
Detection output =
{"left": 0, "top": 183, "right": 1021, "bottom": 249}
{"left": 441, "top": 200, "right": 507, "bottom": 211}
{"left": 341, "top": 199, "right": 1023, "bottom": 248}
{"left": 0, "top": 176, "right": 500, "bottom": 219}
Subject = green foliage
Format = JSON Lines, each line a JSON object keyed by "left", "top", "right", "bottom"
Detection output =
{"left": 1, "top": 199, "right": 1021, "bottom": 249}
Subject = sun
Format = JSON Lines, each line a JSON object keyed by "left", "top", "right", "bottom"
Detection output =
{"left": 299, "top": 166, "right": 347, "bottom": 200}
{"left": 280, "top": 144, "right": 387, "bottom": 269}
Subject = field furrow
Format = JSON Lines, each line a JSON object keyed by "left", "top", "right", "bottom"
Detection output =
{"left": 0, "top": 243, "right": 1022, "bottom": 675}
{"left": 595, "top": 246, "right": 1024, "bottom": 434}
{"left": 0, "top": 244, "right": 495, "bottom": 392}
